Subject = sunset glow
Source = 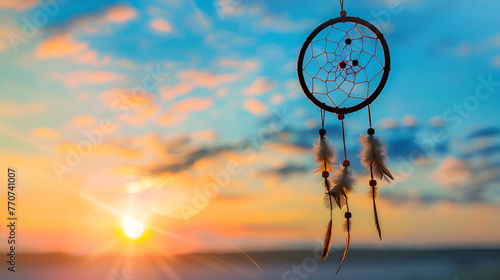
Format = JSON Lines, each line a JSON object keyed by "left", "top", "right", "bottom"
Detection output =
{"left": 0, "top": 1, "right": 499, "bottom": 279}
{"left": 123, "top": 217, "right": 144, "bottom": 239}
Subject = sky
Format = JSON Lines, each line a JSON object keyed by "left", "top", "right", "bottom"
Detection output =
{"left": 0, "top": 0, "right": 499, "bottom": 257}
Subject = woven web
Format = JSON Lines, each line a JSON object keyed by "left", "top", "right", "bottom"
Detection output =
{"left": 302, "top": 22, "right": 385, "bottom": 109}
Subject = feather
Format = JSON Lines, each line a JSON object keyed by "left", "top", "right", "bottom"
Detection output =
{"left": 313, "top": 136, "right": 336, "bottom": 173}
{"left": 330, "top": 167, "right": 355, "bottom": 208}
{"left": 371, "top": 186, "right": 382, "bottom": 240}
{"left": 324, "top": 193, "right": 333, "bottom": 210}
{"left": 323, "top": 177, "right": 334, "bottom": 209}
{"left": 359, "top": 134, "right": 394, "bottom": 182}
{"left": 323, "top": 177, "right": 332, "bottom": 193}
{"left": 320, "top": 219, "right": 333, "bottom": 264}
{"left": 330, "top": 186, "right": 346, "bottom": 208}
{"left": 337, "top": 219, "right": 351, "bottom": 274}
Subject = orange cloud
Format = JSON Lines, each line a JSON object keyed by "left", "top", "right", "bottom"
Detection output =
{"left": 244, "top": 77, "right": 274, "bottom": 96}
{"left": 0, "top": 0, "right": 37, "bottom": 10}
{"left": 243, "top": 98, "right": 267, "bottom": 115}
{"left": 57, "top": 142, "right": 143, "bottom": 159}
{"left": 35, "top": 33, "right": 88, "bottom": 59}
{"left": 430, "top": 157, "right": 471, "bottom": 189}
{"left": 0, "top": 101, "right": 47, "bottom": 117}
{"left": 270, "top": 94, "right": 283, "bottom": 104}
{"left": 178, "top": 70, "right": 239, "bottom": 88}
{"left": 127, "top": 105, "right": 160, "bottom": 126}
{"left": 0, "top": 26, "right": 13, "bottom": 53}
{"left": 31, "top": 127, "right": 60, "bottom": 139}
{"left": 169, "top": 97, "right": 213, "bottom": 113}
{"left": 71, "top": 114, "right": 97, "bottom": 127}
{"left": 160, "top": 83, "right": 194, "bottom": 102}
{"left": 54, "top": 70, "right": 126, "bottom": 89}
{"left": 100, "top": 88, "right": 153, "bottom": 109}
{"left": 161, "top": 70, "right": 240, "bottom": 101}
{"left": 157, "top": 113, "right": 186, "bottom": 127}
{"left": 104, "top": 6, "right": 136, "bottom": 23}
{"left": 68, "top": 5, "right": 137, "bottom": 34}
{"left": 151, "top": 19, "right": 172, "bottom": 32}
{"left": 72, "top": 50, "right": 112, "bottom": 66}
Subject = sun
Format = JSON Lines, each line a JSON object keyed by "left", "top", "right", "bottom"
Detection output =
{"left": 122, "top": 217, "right": 144, "bottom": 239}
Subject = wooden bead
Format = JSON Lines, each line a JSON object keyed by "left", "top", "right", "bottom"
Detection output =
{"left": 368, "top": 128, "right": 375, "bottom": 135}
{"left": 322, "top": 171, "right": 329, "bottom": 178}
{"left": 369, "top": 179, "right": 377, "bottom": 187}
{"left": 340, "top": 10, "right": 347, "bottom": 17}
{"left": 319, "top": 128, "right": 326, "bottom": 136}
{"left": 344, "top": 212, "right": 352, "bottom": 219}
{"left": 342, "top": 160, "right": 350, "bottom": 167}
{"left": 337, "top": 113, "right": 345, "bottom": 120}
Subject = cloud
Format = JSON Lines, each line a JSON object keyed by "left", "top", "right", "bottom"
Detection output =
{"left": 430, "top": 157, "right": 471, "bottom": 190}
{"left": 215, "top": 87, "right": 229, "bottom": 98}
{"left": 127, "top": 105, "right": 160, "bottom": 126}
{"left": 72, "top": 50, "right": 112, "bottom": 67}
{"left": 31, "top": 127, "right": 60, "bottom": 140}
{"left": 217, "top": 2, "right": 314, "bottom": 34}
{"left": 243, "top": 77, "right": 275, "bottom": 96}
{"left": 0, "top": 101, "right": 47, "bottom": 117}
{"left": 57, "top": 142, "right": 143, "bottom": 159}
{"left": 54, "top": 70, "right": 126, "bottom": 89}
{"left": 243, "top": 98, "right": 267, "bottom": 115}
{"left": 262, "top": 164, "right": 308, "bottom": 176}
{"left": 151, "top": 19, "right": 173, "bottom": 32}
{"left": 219, "top": 59, "right": 258, "bottom": 72}
{"left": 104, "top": 6, "right": 136, "bottom": 23}
{"left": 161, "top": 69, "right": 240, "bottom": 101}
{"left": 466, "top": 126, "right": 500, "bottom": 140}
{"left": 162, "top": 66, "right": 242, "bottom": 102}
{"left": 178, "top": 70, "right": 239, "bottom": 88}
{"left": 35, "top": 33, "right": 88, "bottom": 59}
{"left": 0, "top": 26, "right": 15, "bottom": 53}
{"left": 190, "top": 129, "right": 218, "bottom": 142}
{"left": 255, "top": 14, "right": 315, "bottom": 33}
{"left": 160, "top": 83, "right": 194, "bottom": 102}
{"left": 380, "top": 117, "right": 399, "bottom": 129}
{"left": 71, "top": 115, "right": 98, "bottom": 127}
{"left": 62, "top": 5, "right": 137, "bottom": 34}
{"left": 169, "top": 97, "right": 213, "bottom": 113}
{"left": 156, "top": 113, "right": 186, "bottom": 127}
{"left": 0, "top": 0, "right": 37, "bottom": 10}
{"left": 100, "top": 88, "right": 154, "bottom": 108}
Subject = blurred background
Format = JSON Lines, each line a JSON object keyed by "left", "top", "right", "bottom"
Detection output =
{"left": 0, "top": 0, "right": 499, "bottom": 279}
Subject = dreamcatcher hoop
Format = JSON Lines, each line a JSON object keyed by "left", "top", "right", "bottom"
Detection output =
{"left": 297, "top": 16, "right": 391, "bottom": 114}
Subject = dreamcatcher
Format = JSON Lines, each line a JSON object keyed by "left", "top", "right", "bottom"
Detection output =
{"left": 297, "top": 0, "right": 394, "bottom": 273}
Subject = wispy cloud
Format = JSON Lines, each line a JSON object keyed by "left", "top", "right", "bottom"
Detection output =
{"left": 53, "top": 70, "right": 126, "bottom": 89}
{"left": 35, "top": 33, "right": 88, "bottom": 59}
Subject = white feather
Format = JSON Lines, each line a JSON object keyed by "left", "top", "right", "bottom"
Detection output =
{"left": 359, "top": 134, "right": 394, "bottom": 182}
{"left": 329, "top": 167, "right": 355, "bottom": 208}
{"left": 313, "top": 136, "right": 336, "bottom": 173}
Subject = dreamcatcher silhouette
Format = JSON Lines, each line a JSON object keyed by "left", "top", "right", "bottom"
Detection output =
{"left": 297, "top": 1, "right": 394, "bottom": 274}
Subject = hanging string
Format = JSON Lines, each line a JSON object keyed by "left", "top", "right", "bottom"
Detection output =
{"left": 321, "top": 109, "right": 326, "bottom": 129}
{"left": 368, "top": 104, "right": 373, "bottom": 129}
{"left": 341, "top": 118, "right": 347, "bottom": 161}
{"left": 339, "top": 0, "right": 346, "bottom": 22}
